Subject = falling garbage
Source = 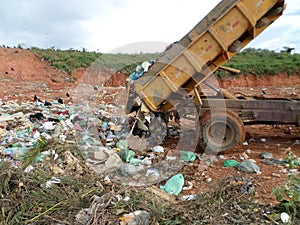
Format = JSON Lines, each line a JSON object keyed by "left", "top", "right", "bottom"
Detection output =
{"left": 129, "top": 60, "right": 154, "bottom": 80}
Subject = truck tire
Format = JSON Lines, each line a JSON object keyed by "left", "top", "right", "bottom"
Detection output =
{"left": 198, "top": 109, "right": 245, "bottom": 152}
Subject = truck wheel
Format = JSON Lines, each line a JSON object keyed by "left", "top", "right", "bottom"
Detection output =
{"left": 198, "top": 109, "right": 245, "bottom": 152}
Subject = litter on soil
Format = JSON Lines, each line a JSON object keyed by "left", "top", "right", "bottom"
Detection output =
{"left": 0, "top": 92, "right": 299, "bottom": 224}
{"left": 0, "top": 47, "right": 300, "bottom": 223}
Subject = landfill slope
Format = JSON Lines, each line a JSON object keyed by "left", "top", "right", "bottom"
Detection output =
{"left": 0, "top": 47, "right": 299, "bottom": 224}
{"left": 0, "top": 47, "right": 83, "bottom": 101}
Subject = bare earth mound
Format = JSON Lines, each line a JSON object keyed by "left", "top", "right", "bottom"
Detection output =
{"left": 0, "top": 48, "right": 81, "bottom": 101}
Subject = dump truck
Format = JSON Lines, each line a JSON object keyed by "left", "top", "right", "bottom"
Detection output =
{"left": 126, "top": 0, "right": 300, "bottom": 152}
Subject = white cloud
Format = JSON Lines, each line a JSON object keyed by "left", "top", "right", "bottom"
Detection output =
{"left": 0, "top": 0, "right": 299, "bottom": 53}
{"left": 85, "top": 0, "right": 220, "bottom": 52}
{"left": 248, "top": 0, "right": 300, "bottom": 52}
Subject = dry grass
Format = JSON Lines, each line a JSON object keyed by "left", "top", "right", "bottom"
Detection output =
{"left": 1, "top": 142, "right": 299, "bottom": 224}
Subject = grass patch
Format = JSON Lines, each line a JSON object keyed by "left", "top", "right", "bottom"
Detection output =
{"left": 31, "top": 47, "right": 300, "bottom": 79}
{"left": 31, "top": 47, "right": 103, "bottom": 75}
{"left": 216, "top": 48, "right": 300, "bottom": 78}
{"left": 271, "top": 152, "right": 300, "bottom": 221}
{"left": 3, "top": 149, "right": 299, "bottom": 225}
{"left": 31, "top": 47, "right": 159, "bottom": 75}
{"left": 0, "top": 142, "right": 104, "bottom": 225}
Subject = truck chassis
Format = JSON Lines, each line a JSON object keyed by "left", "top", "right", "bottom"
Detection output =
{"left": 126, "top": 0, "right": 300, "bottom": 152}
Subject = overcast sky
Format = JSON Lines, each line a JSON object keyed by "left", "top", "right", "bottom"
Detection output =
{"left": 0, "top": 0, "right": 300, "bottom": 53}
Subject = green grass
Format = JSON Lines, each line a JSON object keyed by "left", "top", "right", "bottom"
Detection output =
{"left": 271, "top": 152, "right": 300, "bottom": 220}
{"left": 217, "top": 48, "right": 300, "bottom": 77}
{"left": 31, "top": 47, "right": 103, "bottom": 75}
{"left": 31, "top": 47, "right": 300, "bottom": 78}
{"left": 31, "top": 47, "right": 159, "bottom": 75}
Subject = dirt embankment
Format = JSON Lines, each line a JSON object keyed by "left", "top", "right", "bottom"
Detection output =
{"left": 219, "top": 74, "right": 300, "bottom": 88}
{"left": 0, "top": 48, "right": 131, "bottom": 101}
{"left": 0, "top": 48, "right": 73, "bottom": 100}
{"left": 1, "top": 47, "right": 299, "bottom": 101}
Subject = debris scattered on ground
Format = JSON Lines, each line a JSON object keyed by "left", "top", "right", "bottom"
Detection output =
{"left": 281, "top": 212, "right": 291, "bottom": 223}
{"left": 0, "top": 96, "right": 299, "bottom": 224}
{"left": 260, "top": 138, "right": 267, "bottom": 143}
{"left": 223, "top": 159, "right": 240, "bottom": 167}
{"left": 262, "top": 158, "right": 287, "bottom": 165}
{"left": 152, "top": 145, "right": 164, "bottom": 153}
{"left": 237, "top": 160, "right": 261, "bottom": 174}
{"left": 160, "top": 173, "right": 185, "bottom": 196}
{"left": 243, "top": 141, "right": 249, "bottom": 146}
{"left": 259, "top": 152, "right": 273, "bottom": 159}
{"left": 119, "top": 210, "right": 151, "bottom": 225}
{"left": 179, "top": 151, "right": 196, "bottom": 162}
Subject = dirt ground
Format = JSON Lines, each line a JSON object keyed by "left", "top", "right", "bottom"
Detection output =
{"left": 1, "top": 47, "right": 299, "bottom": 206}
{"left": 180, "top": 124, "right": 300, "bottom": 205}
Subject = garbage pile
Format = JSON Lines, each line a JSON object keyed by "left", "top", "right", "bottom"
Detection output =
{"left": 1, "top": 96, "right": 299, "bottom": 224}
{"left": 0, "top": 98, "right": 76, "bottom": 165}
{"left": 0, "top": 96, "right": 189, "bottom": 188}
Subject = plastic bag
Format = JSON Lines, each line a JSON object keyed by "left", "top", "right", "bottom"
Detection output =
{"left": 119, "top": 149, "right": 135, "bottom": 163}
{"left": 180, "top": 151, "right": 196, "bottom": 162}
{"left": 223, "top": 159, "right": 240, "bottom": 167}
{"left": 160, "top": 174, "right": 184, "bottom": 195}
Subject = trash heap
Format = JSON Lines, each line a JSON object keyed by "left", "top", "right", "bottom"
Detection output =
{"left": 2, "top": 97, "right": 299, "bottom": 189}
{"left": 1, "top": 97, "right": 299, "bottom": 224}
{"left": 73, "top": 103, "right": 188, "bottom": 187}
{"left": 0, "top": 99, "right": 76, "bottom": 166}
{"left": 0, "top": 97, "right": 188, "bottom": 188}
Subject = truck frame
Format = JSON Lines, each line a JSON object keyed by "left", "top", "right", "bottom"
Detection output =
{"left": 126, "top": 0, "right": 300, "bottom": 152}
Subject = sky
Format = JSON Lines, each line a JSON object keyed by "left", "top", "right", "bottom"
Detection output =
{"left": 0, "top": 0, "right": 300, "bottom": 53}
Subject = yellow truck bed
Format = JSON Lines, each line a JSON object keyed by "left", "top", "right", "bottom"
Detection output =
{"left": 133, "top": 0, "right": 285, "bottom": 112}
